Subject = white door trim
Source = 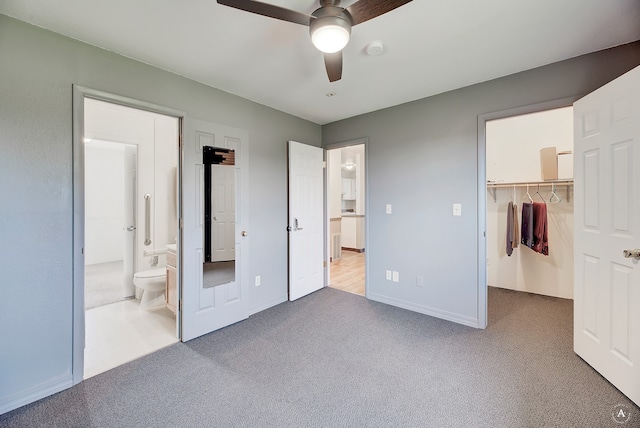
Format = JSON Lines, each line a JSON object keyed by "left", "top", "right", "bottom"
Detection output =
{"left": 476, "top": 96, "right": 581, "bottom": 329}
{"left": 72, "top": 85, "right": 185, "bottom": 384}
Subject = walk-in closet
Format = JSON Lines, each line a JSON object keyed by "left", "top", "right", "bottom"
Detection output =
{"left": 486, "top": 107, "right": 574, "bottom": 299}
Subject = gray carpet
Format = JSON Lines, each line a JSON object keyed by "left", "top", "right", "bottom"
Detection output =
{"left": 84, "top": 261, "right": 131, "bottom": 310}
{"left": 2, "top": 287, "right": 638, "bottom": 427}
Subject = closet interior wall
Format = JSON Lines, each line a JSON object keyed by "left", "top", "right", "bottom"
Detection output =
{"left": 487, "top": 186, "right": 574, "bottom": 298}
{"left": 486, "top": 107, "right": 574, "bottom": 299}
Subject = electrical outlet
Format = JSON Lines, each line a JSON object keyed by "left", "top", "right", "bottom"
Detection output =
{"left": 385, "top": 270, "right": 392, "bottom": 280}
{"left": 255, "top": 275, "right": 261, "bottom": 286}
{"left": 416, "top": 275, "right": 424, "bottom": 288}
{"left": 386, "top": 204, "right": 392, "bottom": 214}
{"left": 392, "top": 271, "right": 399, "bottom": 282}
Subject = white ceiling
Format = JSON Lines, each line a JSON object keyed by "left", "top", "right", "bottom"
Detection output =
{"left": 2, "top": 0, "right": 639, "bottom": 125}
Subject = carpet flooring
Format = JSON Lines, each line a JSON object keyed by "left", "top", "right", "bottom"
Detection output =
{"left": 1, "top": 287, "right": 638, "bottom": 427}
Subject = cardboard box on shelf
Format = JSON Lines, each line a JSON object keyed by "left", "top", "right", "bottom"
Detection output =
{"left": 540, "top": 147, "right": 558, "bottom": 181}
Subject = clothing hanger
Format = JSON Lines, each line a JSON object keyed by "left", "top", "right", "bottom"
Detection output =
{"left": 525, "top": 184, "right": 533, "bottom": 203}
{"left": 549, "top": 183, "right": 562, "bottom": 203}
{"left": 532, "top": 184, "right": 546, "bottom": 203}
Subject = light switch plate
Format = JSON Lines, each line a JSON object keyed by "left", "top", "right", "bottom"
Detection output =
{"left": 385, "top": 270, "right": 392, "bottom": 280}
{"left": 392, "top": 271, "right": 399, "bottom": 282}
{"left": 386, "top": 204, "right": 392, "bottom": 214}
{"left": 453, "top": 203, "right": 462, "bottom": 216}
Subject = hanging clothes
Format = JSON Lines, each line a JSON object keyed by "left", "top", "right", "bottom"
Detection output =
{"left": 521, "top": 202, "right": 534, "bottom": 249}
{"left": 506, "top": 201, "right": 514, "bottom": 256}
{"left": 532, "top": 201, "right": 549, "bottom": 256}
{"left": 512, "top": 203, "right": 519, "bottom": 250}
{"left": 506, "top": 202, "right": 520, "bottom": 256}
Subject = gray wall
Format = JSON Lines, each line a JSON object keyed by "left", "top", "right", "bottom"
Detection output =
{"left": 322, "top": 41, "right": 640, "bottom": 326}
{"left": 0, "top": 14, "right": 320, "bottom": 413}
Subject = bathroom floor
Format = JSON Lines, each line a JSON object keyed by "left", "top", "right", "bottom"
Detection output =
{"left": 84, "top": 300, "right": 178, "bottom": 379}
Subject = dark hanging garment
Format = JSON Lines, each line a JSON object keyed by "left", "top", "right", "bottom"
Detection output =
{"left": 512, "top": 203, "right": 519, "bottom": 250}
{"left": 506, "top": 201, "right": 514, "bottom": 256}
{"left": 521, "top": 202, "right": 534, "bottom": 249}
{"left": 532, "top": 201, "right": 549, "bottom": 256}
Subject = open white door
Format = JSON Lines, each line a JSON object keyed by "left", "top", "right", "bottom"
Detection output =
{"left": 288, "top": 141, "right": 324, "bottom": 301}
{"left": 574, "top": 65, "right": 640, "bottom": 406}
{"left": 182, "top": 118, "right": 249, "bottom": 341}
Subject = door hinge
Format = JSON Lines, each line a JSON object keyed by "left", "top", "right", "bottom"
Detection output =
{"left": 179, "top": 218, "right": 184, "bottom": 229}
{"left": 323, "top": 161, "right": 327, "bottom": 168}
{"left": 178, "top": 299, "right": 182, "bottom": 311}
{"left": 323, "top": 261, "right": 327, "bottom": 268}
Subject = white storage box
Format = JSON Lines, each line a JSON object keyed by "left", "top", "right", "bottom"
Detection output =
{"left": 557, "top": 151, "right": 573, "bottom": 179}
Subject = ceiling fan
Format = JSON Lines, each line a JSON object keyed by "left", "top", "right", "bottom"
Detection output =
{"left": 217, "top": 0, "right": 413, "bottom": 82}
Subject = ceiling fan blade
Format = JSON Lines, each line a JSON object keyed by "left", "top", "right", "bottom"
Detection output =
{"left": 324, "top": 52, "right": 342, "bottom": 82}
{"left": 346, "top": 0, "right": 412, "bottom": 26}
{"left": 217, "top": 0, "right": 314, "bottom": 26}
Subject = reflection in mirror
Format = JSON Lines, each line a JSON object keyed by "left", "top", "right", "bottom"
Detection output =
{"left": 203, "top": 146, "right": 235, "bottom": 288}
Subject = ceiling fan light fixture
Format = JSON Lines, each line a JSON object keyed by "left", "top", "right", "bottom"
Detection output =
{"left": 310, "top": 16, "right": 351, "bottom": 53}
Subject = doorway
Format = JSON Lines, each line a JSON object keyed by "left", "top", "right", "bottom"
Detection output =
{"left": 326, "top": 141, "right": 366, "bottom": 296}
{"left": 78, "top": 93, "right": 181, "bottom": 379}
{"left": 477, "top": 97, "right": 579, "bottom": 327}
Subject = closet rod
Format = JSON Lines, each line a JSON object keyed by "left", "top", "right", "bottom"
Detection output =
{"left": 486, "top": 180, "right": 573, "bottom": 189}
{"left": 486, "top": 180, "right": 573, "bottom": 203}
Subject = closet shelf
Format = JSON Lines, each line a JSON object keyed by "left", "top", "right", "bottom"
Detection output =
{"left": 487, "top": 180, "right": 573, "bottom": 202}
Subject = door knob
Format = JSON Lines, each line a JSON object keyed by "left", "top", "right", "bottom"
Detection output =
{"left": 242, "top": 231, "right": 248, "bottom": 237}
{"left": 623, "top": 249, "right": 640, "bottom": 259}
{"left": 126, "top": 226, "right": 136, "bottom": 232}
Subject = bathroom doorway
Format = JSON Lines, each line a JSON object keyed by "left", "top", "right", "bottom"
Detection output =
{"left": 82, "top": 97, "right": 180, "bottom": 378}
{"left": 326, "top": 141, "right": 366, "bottom": 296}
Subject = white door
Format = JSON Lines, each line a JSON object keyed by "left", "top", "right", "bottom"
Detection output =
{"left": 574, "top": 65, "right": 640, "bottom": 406}
{"left": 211, "top": 164, "right": 235, "bottom": 262}
{"left": 182, "top": 118, "right": 249, "bottom": 341}
{"left": 288, "top": 141, "right": 324, "bottom": 301}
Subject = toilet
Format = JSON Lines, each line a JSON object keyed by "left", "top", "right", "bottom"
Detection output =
{"left": 133, "top": 268, "right": 167, "bottom": 311}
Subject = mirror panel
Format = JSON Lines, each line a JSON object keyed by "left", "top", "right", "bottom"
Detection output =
{"left": 203, "top": 146, "right": 235, "bottom": 287}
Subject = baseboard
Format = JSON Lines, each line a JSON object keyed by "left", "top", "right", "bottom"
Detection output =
{"left": 1, "top": 374, "right": 72, "bottom": 415}
{"left": 367, "top": 292, "right": 480, "bottom": 328}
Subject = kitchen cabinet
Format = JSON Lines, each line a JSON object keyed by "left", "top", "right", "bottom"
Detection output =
{"left": 342, "top": 178, "right": 356, "bottom": 200}
{"left": 341, "top": 216, "right": 365, "bottom": 251}
{"left": 341, "top": 216, "right": 357, "bottom": 248}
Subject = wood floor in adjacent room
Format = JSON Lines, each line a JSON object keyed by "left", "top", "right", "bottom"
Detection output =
{"left": 329, "top": 250, "right": 365, "bottom": 296}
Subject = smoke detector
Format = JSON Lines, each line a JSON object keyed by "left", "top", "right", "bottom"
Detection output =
{"left": 366, "top": 40, "right": 384, "bottom": 56}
